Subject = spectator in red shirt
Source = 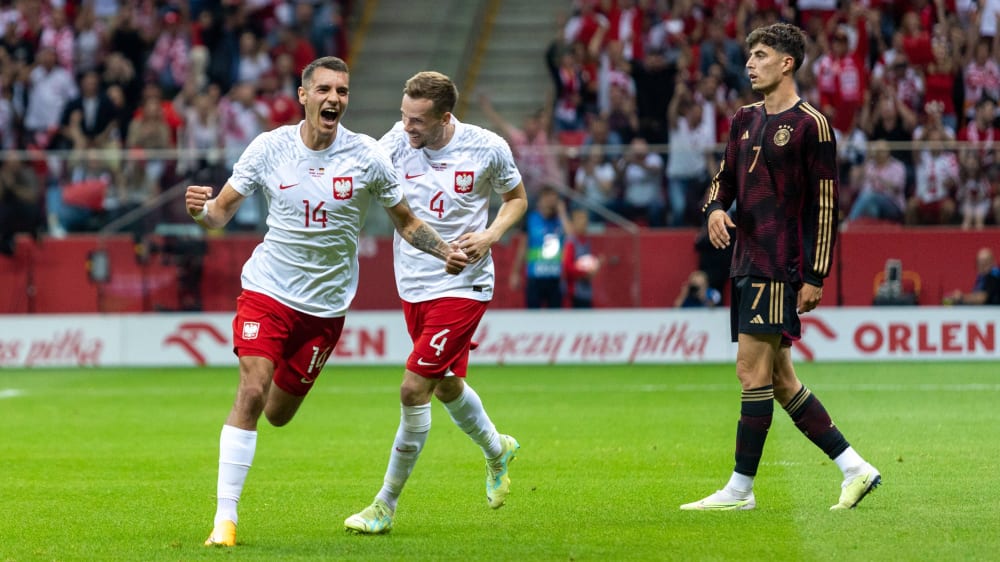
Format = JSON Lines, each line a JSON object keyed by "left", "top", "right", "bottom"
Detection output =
{"left": 923, "top": 37, "right": 960, "bottom": 131}
{"left": 271, "top": 24, "right": 316, "bottom": 77}
{"left": 899, "top": 11, "right": 935, "bottom": 67}
{"left": 603, "top": 0, "right": 644, "bottom": 62}
{"left": 561, "top": 206, "right": 600, "bottom": 308}
{"left": 258, "top": 70, "right": 301, "bottom": 129}
{"left": 813, "top": 26, "right": 866, "bottom": 136}
{"left": 133, "top": 83, "right": 183, "bottom": 145}
{"left": 565, "top": 0, "right": 610, "bottom": 55}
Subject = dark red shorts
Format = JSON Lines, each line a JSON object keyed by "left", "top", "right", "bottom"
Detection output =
{"left": 233, "top": 290, "right": 345, "bottom": 396}
{"left": 402, "top": 297, "right": 488, "bottom": 378}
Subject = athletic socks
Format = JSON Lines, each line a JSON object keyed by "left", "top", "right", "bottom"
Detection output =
{"left": 783, "top": 385, "right": 852, "bottom": 465}
{"left": 724, "top": 471, "right": 756, "bottom": 496}
{"left": 215, "top": 424, "right": 257, "bottom": 526}
{"left": 733, "top": 385, "right": 774, "bottom": 480}
{"left": 441, "top": 384, "right": 502, "bottom": 459}
{"left": 375, "top": 403, "right": 432, "bottom": 511}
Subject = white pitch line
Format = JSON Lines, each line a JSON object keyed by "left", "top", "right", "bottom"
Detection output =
{"left": 9, "top": 383, "right": 1000, "bottom": 399}
{"left": 495, "top": 383, "right": 1000, "bottom": 393}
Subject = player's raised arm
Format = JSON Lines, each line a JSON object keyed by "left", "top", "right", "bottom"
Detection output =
{"left": 385, "top": 197, "right": 468, "bottom": 274}
{"left": 186, "top": 183, "right": 245, "bottom": 230}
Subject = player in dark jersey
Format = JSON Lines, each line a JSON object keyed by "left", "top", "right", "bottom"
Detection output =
{"left": 680, "top": 22, "right": 881, "bottom": 512}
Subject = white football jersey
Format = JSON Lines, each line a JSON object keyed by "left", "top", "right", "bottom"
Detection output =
{"left": 380, "top": 118, "right": 522, "bottom": 303}
{"left": 229, "top": 122, "right": 402, "bottom": 317}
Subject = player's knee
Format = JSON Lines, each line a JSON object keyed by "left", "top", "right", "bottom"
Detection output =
{"left": 262, "top": 390, "right": 303, "bottom": 427}
{"left": 400, "top": 387, "right": 432, "bottom": 407}
{"left": 399, "top": 375, "right": 435, "bottom": 406}
{"left": 735, "top": 358, "right": 759, "bottom": 382}
{"left": 234, "top": 383, "right": 267, "bottom": 413}
{"left": 434, "top": 377, "right": 464, "bottom": 402}
{"left": 264, "top": 409, "right": 293, "bottom": 427}
{"left": 771, "top": 380, "right": 798, "bottom": 404}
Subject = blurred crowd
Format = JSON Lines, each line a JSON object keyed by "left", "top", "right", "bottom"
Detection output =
{"left": 484, "top": 0, "right": 1000, "bottom": 231}
{"left": 0, "top": 0, "right": 348, "bottom": 251}
{"left": 2, "top": 0, "right": 1000, "bottom": 256}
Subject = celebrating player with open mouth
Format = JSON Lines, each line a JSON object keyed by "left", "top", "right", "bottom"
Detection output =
{"left": 189, "top": 57, "right": 467, "bottom": 548}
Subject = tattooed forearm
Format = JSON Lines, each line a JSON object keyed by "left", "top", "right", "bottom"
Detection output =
{"left": 407, "top": 223, "right": 450, "bottom": 260}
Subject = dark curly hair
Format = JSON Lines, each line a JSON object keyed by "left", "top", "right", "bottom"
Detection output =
{"left": 746, "top": 23, "right": 807, "bottom": 72}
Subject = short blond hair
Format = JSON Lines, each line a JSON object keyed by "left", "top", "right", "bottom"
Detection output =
{"left": 403, "top": 71, "right": 458, "bottom": 116}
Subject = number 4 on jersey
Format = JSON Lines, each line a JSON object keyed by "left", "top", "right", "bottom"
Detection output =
{"left": 429, "top": 191, "right": 445, "bottom": 219}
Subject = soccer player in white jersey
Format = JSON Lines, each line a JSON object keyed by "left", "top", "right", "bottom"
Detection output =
{"left": 185, "top": 57, "right": 469, "bottom": 548}
{"left": 344, "top": 71, "right": 528, "bottom": 534}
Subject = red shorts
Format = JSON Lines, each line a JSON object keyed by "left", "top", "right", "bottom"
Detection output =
{"left": 403, "top": 297, "right": 488, "bottom": 378}
{"left": 233, "top": 290, "right": 345, "bottom": 396}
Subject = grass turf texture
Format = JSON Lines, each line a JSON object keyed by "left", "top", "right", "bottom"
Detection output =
{"left": 1, "top": 362, "right": 997, "bottom": 561}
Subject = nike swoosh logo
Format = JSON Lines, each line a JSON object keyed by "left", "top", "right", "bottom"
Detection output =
{"left": 300, "top": 377, "right": 314, "bottom": 384}
{"left": 279, "top": 183, "right": 299, "bottom": 190}
{"left": 405, "top": 173, "right": 425, "bottom": 180}
{"left": 416, "top": 358, "right": 438, "bottom": 366}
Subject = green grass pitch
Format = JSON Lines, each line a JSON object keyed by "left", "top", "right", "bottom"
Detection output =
{"left": 1, "top": 362, "right": 998, "bottom": 561}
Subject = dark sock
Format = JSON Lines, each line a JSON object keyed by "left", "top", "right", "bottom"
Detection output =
{"left": 734, "top": 385, "right": 774, "bottom": 476}
{"left": 783, "top": 386, "right": 850, "bottom": 459}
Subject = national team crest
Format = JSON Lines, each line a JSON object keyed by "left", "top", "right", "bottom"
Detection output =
{"left": 242, "top": 321, "right": 260, "bottom": 340}
{"left": 454, "top": 171, "right": 474, "bottom": 194}
{"left": 333, "top": 177, "right": 354, "bottom": 200}
{"left": 773, "top": 125, "right": 793, "bottom": 147}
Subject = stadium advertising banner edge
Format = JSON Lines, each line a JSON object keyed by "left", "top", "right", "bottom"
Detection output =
{"left": 0, "top": 308, "right": 996, "bottom": 367}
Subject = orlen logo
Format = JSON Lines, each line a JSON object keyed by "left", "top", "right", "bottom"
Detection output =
{"left": 853, "top": 321, "right": 995, "bottom": 354}
{"left": 164, "top": 322, "right": 228, "bottom": 366}
{"left": 792, "top": 316, "right": 838, "bottom": 361}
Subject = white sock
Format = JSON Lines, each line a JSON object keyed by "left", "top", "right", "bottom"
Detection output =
{"left": 725, "top": 472, "right": 754, "bottom": 496}
{"left": 441, "top": 384, "right": 502, "bottom": 459}
{"left": 833, "top": 447, "right": 866, "bottom": 477}
{"left": 215, "top": 424, "right": 257, "bottom": 526}
{"left": 375, "top": 403, "right": 431, "bottom": 511}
